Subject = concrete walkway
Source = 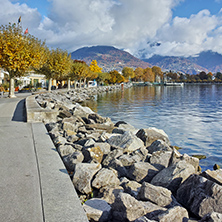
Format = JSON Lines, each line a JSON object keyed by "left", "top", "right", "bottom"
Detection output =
{"left": 0, "top": 93, "right": 88, "bottom": 222}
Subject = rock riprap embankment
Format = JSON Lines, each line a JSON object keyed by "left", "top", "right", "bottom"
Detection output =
{"left": 35, "top": 87, "right": 222, "bottom": 222}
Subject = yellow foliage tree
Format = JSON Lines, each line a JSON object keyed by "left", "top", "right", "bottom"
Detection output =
{"left": 69, "top": 60, "right": 91, "bottom": 88}
{"left": 134, "top": 67, "right": 144, "bottom": 82}
{"left": 38, "top": 48, "right": 72, "bottom": 91}
{"left": 122, "top": 67, "right": 135, "bottom": 81}
{"left": 0, "top": 23, "right": 47, "bottom": 97}
{"left": 89, "top": 60, "right": 102, "bottom": 73}
{"left": 143, "top": 67, "right": 155, "bottom": 82}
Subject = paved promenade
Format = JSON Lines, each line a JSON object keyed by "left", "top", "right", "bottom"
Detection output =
{"left": 0, "top": 93, "right": 88, "bottom": 222}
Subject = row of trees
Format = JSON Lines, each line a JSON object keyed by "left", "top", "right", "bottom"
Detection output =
{"left": 0, "top": 23, "right": 106, "bottom": 97}
{"left": 0, "top": 22, "right": 166, "bottom": 97}
{"left": 165, "top": 71, "right": 222, "bottom": 83}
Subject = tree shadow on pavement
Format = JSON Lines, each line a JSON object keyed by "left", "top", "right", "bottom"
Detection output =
{"left": 12, "top": 99, "right": 27, "bottom": 122}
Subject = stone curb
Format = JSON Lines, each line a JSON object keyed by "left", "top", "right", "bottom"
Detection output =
{"left": 26, "top": 95, "right": 58, "bottom": 123}
{"left": 25, "top": 95, "right": 89, "bottom": 222}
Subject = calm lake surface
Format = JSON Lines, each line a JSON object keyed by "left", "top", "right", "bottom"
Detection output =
{"left": 84, "top": 84, "right": 222, "bottom": 171}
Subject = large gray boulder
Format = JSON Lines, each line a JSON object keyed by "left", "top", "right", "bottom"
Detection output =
{"left": 62, "top": 151, "right": 84, "bottom": 172}
{"left": 128, "top": 162, "right": 159, "bottom": 183}
{"left": 94, "top": 142, "right": 111, "bottom": 155}
{"left": 149, "top": 150, "right": 173, "bottom": 170}
{"left": 136, "top": 128, "right": 170, "bottom": 147}
{"left": 72, "top": 163, "right": 101, "bottom": 194}
{"left": 122, "top": 180, "right": 142, "bottom": 197}
{"left": 102, "top": 149, "right": 123, "bottom": 167}
{"left": 146, "top": 206, "right": 189, "bottom": 222}
{"left": 146, "top": 140, "right": 172, "bottom": 154}
{"left": 107, "top": 131, "right": 145, "bottom": 154}
{"left": 134, "top": 216, "right": 157, "bottom": 222}
{"left": 151, "top": 160, "right": 196, "bottom": 193}
{"left": 83, "top": 198, "right": 111, "bottom": 222}
{"left": 138, "top": 182, "right": 173, "bottom": 207}
{"left": 62, "top": 117, "right": 84, "bottom": 132}
{"left": 92, "top": 168, "right": 120, "bottom": 189}
{"left": 112, "top": 192, "right": 145, "bottom": 222}
{"left": 201, "top": 169, "right": 222, "bottom": 186}
{"left": 176, "top": 174, "right": 222, "bottom": 218}
{"left": 98, "top": 187, "right": 124, "bottom": 204}
{"left": 199, "top": 212, "right": 222, "bottom": 222}
{"left": 57, "top": 144, "right": 76, "bottom": 157}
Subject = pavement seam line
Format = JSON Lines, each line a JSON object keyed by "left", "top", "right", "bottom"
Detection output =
{"left": 31, "top": 123, "right": 46, "bottom": 222}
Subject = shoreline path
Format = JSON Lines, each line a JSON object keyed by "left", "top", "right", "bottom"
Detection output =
{"left": 0, "top": 93, "right": 88, "bottom": 222}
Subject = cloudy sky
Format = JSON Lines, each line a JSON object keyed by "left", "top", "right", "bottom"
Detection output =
{"left": 1, "top": 0, "right": 222, "bottom": 58}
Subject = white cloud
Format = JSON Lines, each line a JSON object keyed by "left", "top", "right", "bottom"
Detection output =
{"left": 1, "top": 0, "right": 222, "bottom": 58}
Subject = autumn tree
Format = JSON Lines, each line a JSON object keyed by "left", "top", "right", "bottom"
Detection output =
{"left": 96, "top": 72, "right": 111, "bottom": 85}
{"left": 38, "top": 48, "right": 71, "bottom": 91}
{"left": 152, "top": 66, "right": 163, "bottom": 82}
{"left": 69, "top": 60, "right": 91, "bottom": 88}
{"left": 0, "top": 23, "right": 47, "bottom": 97}
{"left": 122, "top": 67, "right": 135, "bottom": 81}
{"left": 109, "top": 70, "right": 125, "bottom": 84}
{"left": 133, "top": 67, "right": 144, "bottom": 82}
{"left": 89, "top": 60, "right": 102, "bottom": 73}
{"left": 143, "top": 67, "right": 155, "bottom": 82}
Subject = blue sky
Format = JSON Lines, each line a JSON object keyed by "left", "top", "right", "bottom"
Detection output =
{"left": 1, "top": 0, "right": 222, "bottom": 58}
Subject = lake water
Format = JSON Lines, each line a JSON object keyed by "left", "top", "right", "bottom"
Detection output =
{"left": 84, "top": 84, "right": 222, "bottom": 171}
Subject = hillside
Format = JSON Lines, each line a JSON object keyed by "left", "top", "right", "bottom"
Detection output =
{"left": 71, "top": 46, "right": 222, "bottom": 74}
{"left": 144, "top": 51, "right": 222, "bottom": 74}
{"left": 144, "top": 55, "right": 208, "bottom": 74}
{"left": 70, "top": 46, "right": 151, "bottom": 72}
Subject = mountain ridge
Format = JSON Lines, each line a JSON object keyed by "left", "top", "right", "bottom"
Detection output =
{"left": 70, "top": 46, "right": 222, "bottom": 74}
{"left": 71, "top": 46, "right": 151, "bottom": 72}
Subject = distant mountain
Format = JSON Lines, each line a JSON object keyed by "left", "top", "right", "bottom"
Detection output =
{"left": 70, "top": 46, "right": 151, "bottom": 72}
{"left": 144, "top": 51, "right": 222, "bottom": 74}
{"left": 71, "top": 46, "right": 222, "bottom": 74}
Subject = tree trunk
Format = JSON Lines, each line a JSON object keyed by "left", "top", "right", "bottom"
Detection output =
{"left": 8, "top": 77, "right": 16, "bottom": 98}
{"left": 48, "top": 78, "right": 52, "bottom": 92}
{"left": 67, "top": 78, "right": 71, "bottom": 91}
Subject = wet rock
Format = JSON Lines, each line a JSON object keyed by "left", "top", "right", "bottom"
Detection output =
{"left": 177, "top": 174, "right": 222, "bottom": 218}
{"left": 151, "top": 160, "right": 196, "bottom": 193}
{"left": 92, "top": 168, "right": 120, "bottom": 189}
{"left": 138, "top": 182, "right": 173, "bottom": 207}
{"left": 213, "top": 164, "right": 221, "bottom": 170}
{"left": 72, "top": 163, "right": 101, "bottom": 194}
{"left": 83, "top": 198, "right": 111, "bottom": 222}
{"left": 112, "top": 192, "right": 145, "bottom": 222}
{"left": 128, "top": 162, "right": 159, "bottom": 183}
{"left": 136, "top": 128, "right": 170, "bottom": 147}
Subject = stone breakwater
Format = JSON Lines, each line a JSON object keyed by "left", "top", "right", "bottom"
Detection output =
{"left": 35, "top": 86, "right": 222, "bottom": 222}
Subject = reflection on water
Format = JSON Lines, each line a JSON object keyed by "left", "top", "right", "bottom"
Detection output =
{"left": 84, "top": 84, "right": 222, "bottom": 171}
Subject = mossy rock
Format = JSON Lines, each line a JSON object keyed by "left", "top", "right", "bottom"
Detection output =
{"left": 213, "top": 164, "right": 221, "bottom": 170}
{"left": 192, "top": 154, "right": 206, "bottom": 160}
{"left": 173, "top": 146, "right": 182, "bottom": 150}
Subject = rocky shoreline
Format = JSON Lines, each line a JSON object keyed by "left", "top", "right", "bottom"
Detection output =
{"left": 35, "top": 85, "right": 222, "bottom": 222}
